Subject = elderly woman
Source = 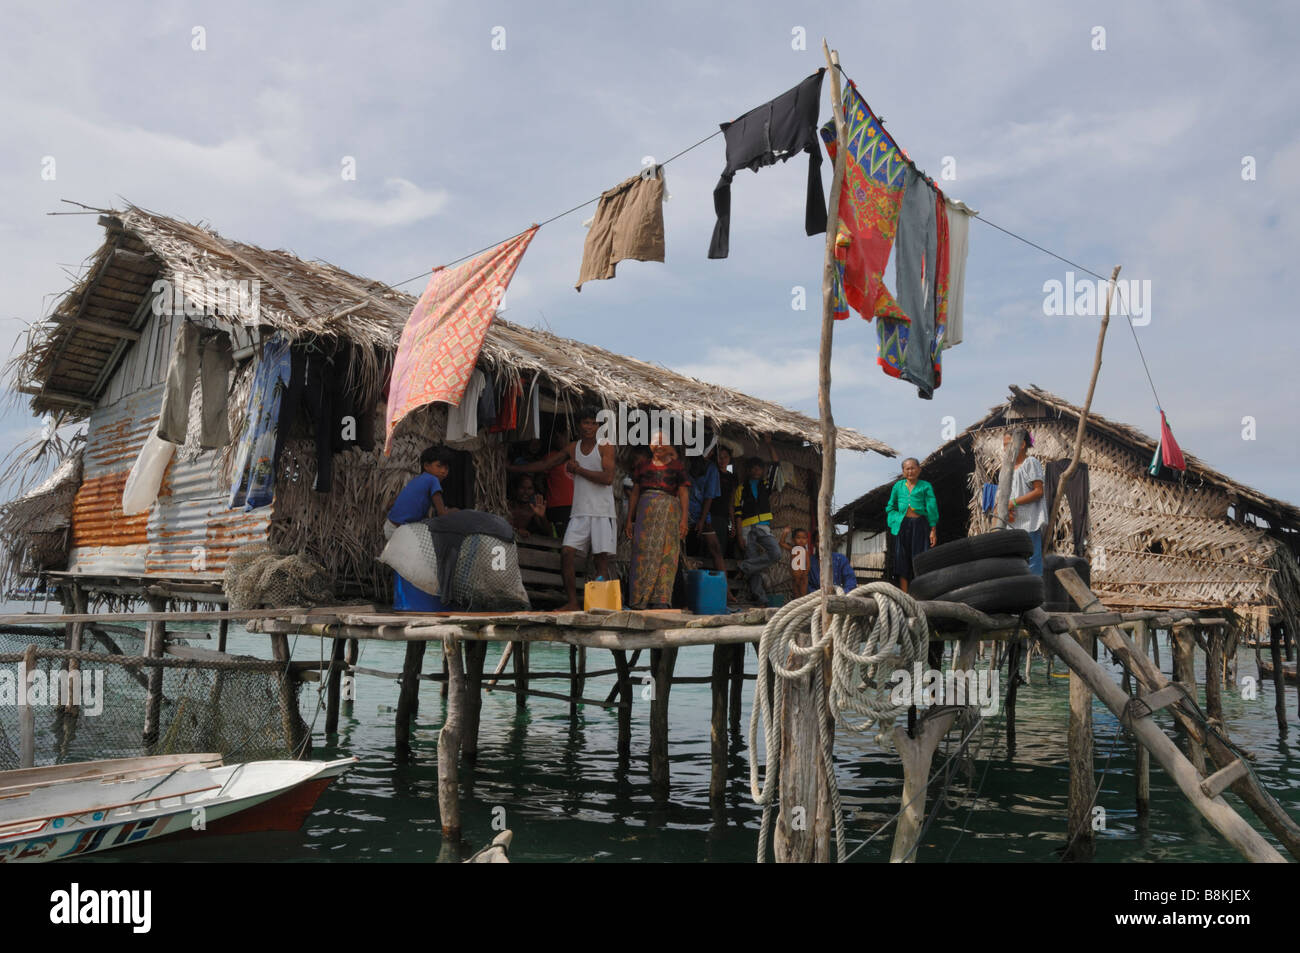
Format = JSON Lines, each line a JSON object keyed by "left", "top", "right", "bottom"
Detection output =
{"left": 625, "top": 433, "right": 691, "bottom": 609}
{"left": 885, "top": 457, "right": 939, "bottom": 592}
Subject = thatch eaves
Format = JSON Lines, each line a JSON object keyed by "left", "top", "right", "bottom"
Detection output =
{"left": 9, "top": 206, "right": 894, "bottom": 457}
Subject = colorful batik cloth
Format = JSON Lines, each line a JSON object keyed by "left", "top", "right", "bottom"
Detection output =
{"left": 819, "top": 80, "right": 908, "bottom": 322}
{"left": 385, "top": 227, "right": 539, "bottom": 454}
{"left": 630, "top": 490, "right": 682, "bottom": 608}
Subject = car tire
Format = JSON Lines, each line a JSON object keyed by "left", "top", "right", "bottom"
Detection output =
{"left": 935, "top": 574, "right": 1045, "bottom": 614}
{"left": 909, "top": 556, "right": 1033, "bottom": 601}
{"left": 911, "top": 530, "right": 1034, "bottom": 578}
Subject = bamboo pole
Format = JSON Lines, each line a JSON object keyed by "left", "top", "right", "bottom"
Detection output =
{"left": 1042, "top": 265, "right": 1121, "bottom": 554}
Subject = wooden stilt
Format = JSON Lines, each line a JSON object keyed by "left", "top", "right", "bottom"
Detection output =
{"left": 889, "top": 630, "right": 981, "bottom": 863}
{"left": 61, "top": 584, "right": 87, "bottom": 716}
{"left": 1206, "top": 627, "right": 1224, "bottom": 727}
{"left": 1271, "top": 624, "right": 1287, "bottom": 734}
{"left": 612, "top": 649, "right": 632, "bottom": 762}
{"left": 569, "top": 645, "right": 579, "bottom": 717}
{"left": 710, "top": 644, "right": 729, "bottom": 804}
{"left": 729, "top": 643, "right": 744, "bottom": 733}
{"left": 395, "top": 640, "right": 427, "bottom": 763}
{"left": 217, "top": 618, "right": 229, "bottom": 653}
{"left": 437, "top": 637, "right": 466, "bottom": 841}
{"left": 462, "top": 641, "right": 488, "bottom": 762}
{"left": 1133, "top": 621, "right": 1150, "bottom": 819}
{"left": 512, "top": 641, "right": 529, "bottom": 710}
{"left": 441, "top": 646, "right": 449, "bottom": 699}
{"left": 1005, "top": 638, "right": 1022, "bottom": 756}
{"left": 142, "top": 596, "right": 167, "bottom": 746}
{"left": 325, "top": 636, "right": 346, "bottom": 734}
{"left": 1173, "top": 625, "right": 1207, "bottom": 771}
{"left": 1065, "top": 627, "right": 1096, "bottom": 861}
{"left": 18, "top": 644, "right": 36, "bottom": 768}
{"left": 649, "top": 646, "right": 678, "bottom": 797}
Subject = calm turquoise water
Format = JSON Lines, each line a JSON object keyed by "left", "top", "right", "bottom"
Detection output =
{"left": 7, "top": 598, "right": 1300, "bottom": 863}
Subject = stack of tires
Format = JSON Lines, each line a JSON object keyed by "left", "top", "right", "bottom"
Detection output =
{"left": 908, "top": 530, "right": 1044, "bottom": 613}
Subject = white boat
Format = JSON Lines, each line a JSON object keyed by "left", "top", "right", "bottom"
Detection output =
{"left": 0, "top": 753, "right": 356, "bottom": 863}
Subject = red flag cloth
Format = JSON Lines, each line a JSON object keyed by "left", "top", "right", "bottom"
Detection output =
{"left": 384, "top": 227, "right": 539, "bottom": 454}
{"left": 1159, "top": 410, "right": 1186, "bottom": 470}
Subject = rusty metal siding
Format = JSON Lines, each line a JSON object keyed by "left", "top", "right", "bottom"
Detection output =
{"left": 68, "top": 371, "right": 269, "bottom": 578}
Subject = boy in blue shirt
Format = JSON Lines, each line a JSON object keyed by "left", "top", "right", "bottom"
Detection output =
{"left": 385, "top": 445, "right": 454, "bottom": 539}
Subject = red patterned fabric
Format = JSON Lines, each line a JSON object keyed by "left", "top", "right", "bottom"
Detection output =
{"left": 385, "top": 227, "right": 538, "bottom": 454}
{"left": 1159, "top": 411, "right": 1187, "bottom": 471}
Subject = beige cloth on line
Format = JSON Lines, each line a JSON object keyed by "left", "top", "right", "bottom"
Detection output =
{"left": 575, "top": 166, "right": 665, "bottom": 290}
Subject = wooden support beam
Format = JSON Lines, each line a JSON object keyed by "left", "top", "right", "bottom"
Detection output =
{"left": 729, "top": 643, "right": 744, "bottom": 733}
{"left": 438, "top": 637, "right": 466, "bottom": 841}
{"left": 1271, "top": 626, "right": 1287, "bottom": 734}
{"left": 462, "top": 641, "right": 488, "bottom": 762}
{"left": 394, "top": 640, "right": 427, "bottom": 763}
{"left": 142, "top": 596, "right": 167, "bottom": 745}
{"left": 325, "top": 636, "right": 346, "bottom": 734}
{"left": 649, "top": 646, "right": 678, "bottom": 798}
{"left": 1133, "top": 621, "right": 1151, "bottom": 819}
{"left": 1065, "top": 626, "right": 1096, "bottom": 861}
{"left": 512, "top": 640, "right": 529, "bottom": 710}
{"left": 1200, "top": 759, "right": 1250, "bottom": 800}
{"left": 613, "top": 649, "right": 633, "bottom": 763}
{"left": 1172, "top": 627, "right": 1207, "bottom": 773}
{"left": 52, "top": 314, "right": 142, "bottom": 341}
{"left": 890, "top": 630, "right": 981, "bottom": 863}
{"left": 710, "top": 644, "right": 729, "bottom": 804}
{"left": 19, "top": 644, "right": 36, "bottom": 768}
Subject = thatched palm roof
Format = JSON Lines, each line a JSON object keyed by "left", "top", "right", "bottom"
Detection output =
{"left": 836, "top": 385, "right": 1300, "bottom": 531}
{"left": 10, "top": 206, "right": 893, "bottom": 456}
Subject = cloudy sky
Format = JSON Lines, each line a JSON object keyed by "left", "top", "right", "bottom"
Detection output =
{"left": 1, "top": 0, "right": 1296, "bottom": 512}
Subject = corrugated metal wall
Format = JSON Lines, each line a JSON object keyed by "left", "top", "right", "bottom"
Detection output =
{"left": 68, "top": 306, "right": 269, "bottom": 578}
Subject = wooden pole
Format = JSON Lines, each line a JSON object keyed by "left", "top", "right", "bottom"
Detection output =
{"left": 1271, "top": 625, "right": 1287, "bottom": 733}
{"left": 1133, "top": 620, "right": 1151, "bottom": 819}
{"left": 1042, "top": 265, "right": 1120, "bottom": 555}
{"left": 142, "top": 595, "right": 167, "bottom": 745}
{"left": 1206, "top": 627, "right": 1224, "bottom": 727}
{"left": 1005, "top": 638, "right": 1021, "bottom": 755}
{"left": 437, "top": 636, "right": 466, "bottom": 841}
{"left": 1065, "top": 626, "right": 1096, "bottom": 861}
{"left": 269, "top": 631, "right": 300, "bottom": 755}
{"left": 710, "top": 644, "right": 729, "bottom": 804}
{"left": 890, "top": 631, "right": 980, "bottom": 863}
{"left": 395, "top": 640, "right": 427, "bottom": 763}
{"left": 1055, "top": 569, "right": 1300, "bottom": 860}
{"left": 773, "top": 35, "right": 847, "bottom": 867}
{"left": 325, "top": 635, "right": 346, "bottom": 734}
{"left": 19, "top": 644, "right": 36, "bottom": 768}
{"left": 217, "top": 618, "right": 229, "bottom": 653}
{"left": 512, "top": 640, "right": 529, "bottom": 710}
{"left": 649, "top": 646, "right": 678, "bottom": 797}
{"left": 1173, "top": 625, "right": 1207, "bottom": 773}
{"left": 61, "top": 584, "right": 87, "bottom": 716}
{"left": 612, "top": 649, "right": 633, "bottom": 764}
{"left": 462, "top": 641, "right": 488, "bottom": 762}
{"left": 729, "top": 643, "right": 744, "bottom": 733}
{"left": 1026, "top": 606, "right": 1285, "bottom": 863}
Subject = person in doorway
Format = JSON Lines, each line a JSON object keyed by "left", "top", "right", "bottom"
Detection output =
{"left": 885, "top": 457, "right": 939, "bottom": 592}
{"left": 626, "top": 433, "right": 691, "bottom": 609}
{"left": 687, "top": 444, "right": 727, "bottom": 573}
{"left": 735, "top": 456, "right": 782, "bottom": 603}
{"left": 385, "top": 445, "right": 454, "bottom": 540}
{"left": 508, "top": 428, "right": 575, "bottom": 537}
{"left": 780, "top": 526, "right": 811, "bottom": 597}
{"left": 508, "top": 475, "right": 552, "bottom": 539}
{"left": 558, "top": 409, "right": 617, "bottom": 609}
{"left": 807, "top": 529, "right": 858, "bottom": 593}
{"left": 713, "top": 445, "right": 738, "bottom": 559}
{"left": 1005, "top": 431, "right": 1046, "bottom": 574}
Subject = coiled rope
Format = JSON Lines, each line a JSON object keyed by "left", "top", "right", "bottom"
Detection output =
{"left": 750, "top": 582, "right": 931, "bottom": 863}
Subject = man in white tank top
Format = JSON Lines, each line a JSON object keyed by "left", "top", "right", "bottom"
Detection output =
{"left": 559, "top": 407, "right": 617, "bottom": 609}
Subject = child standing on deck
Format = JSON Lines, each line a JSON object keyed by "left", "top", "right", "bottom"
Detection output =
{"left": 735, "top": 456, "right": 782, "bottom": 603}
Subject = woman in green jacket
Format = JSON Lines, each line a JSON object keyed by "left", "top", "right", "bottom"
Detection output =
{"left": 885, "top": 457, "right": 939, "bottom": 593}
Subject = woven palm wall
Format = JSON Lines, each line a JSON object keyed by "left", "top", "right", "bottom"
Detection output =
{"left": 965, "top": 421, "right": 1281, "bottom": 622}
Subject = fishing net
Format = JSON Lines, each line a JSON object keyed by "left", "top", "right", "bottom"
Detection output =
{"left": 223, "top": 543, "right": 336, "bottom": 609}
{"left": 449, "top": 535, "right": 529, "bottom": 610}
{"left": 0, "top": 629, "right": 308, "bottom": 771}
{"left": 377, "top": 523, "right": 440, "bottom": 594}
